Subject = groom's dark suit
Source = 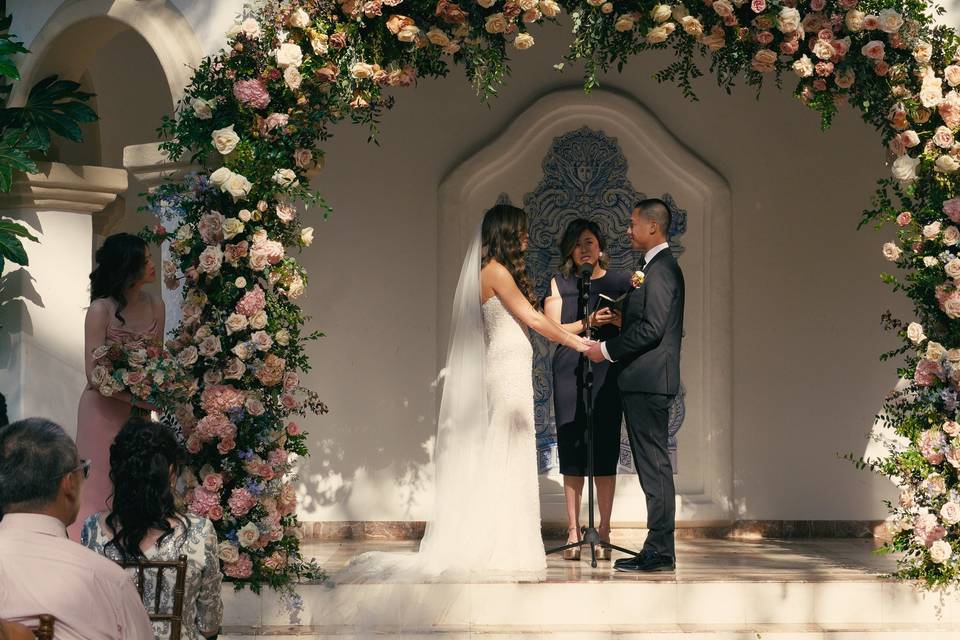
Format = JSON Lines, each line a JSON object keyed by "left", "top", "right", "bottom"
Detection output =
{"left": 604, "top": 247, "right": 685, "bottom": 558}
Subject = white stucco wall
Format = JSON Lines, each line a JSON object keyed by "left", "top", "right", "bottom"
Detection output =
{"left": 8, "top": 0, "right": 931, "bottom": 523}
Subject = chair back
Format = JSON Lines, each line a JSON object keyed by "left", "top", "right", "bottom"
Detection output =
{"left": 120, "top": 554, "right": 188, "bottom": 640}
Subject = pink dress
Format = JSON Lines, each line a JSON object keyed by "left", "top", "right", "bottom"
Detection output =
{"left": 69, "top": 314, "right": 161, "bottom": 540}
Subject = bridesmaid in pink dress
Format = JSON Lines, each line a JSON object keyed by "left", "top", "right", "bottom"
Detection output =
{"left": 70, "top": 233, "right": 164, "bottom": 539}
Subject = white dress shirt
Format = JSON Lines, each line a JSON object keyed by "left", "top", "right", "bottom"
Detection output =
{"left": 0, "top": 513, "right": 154, "bottom": 640}
{"left": 600, "top": 241, "right": 670, "bottom": 362}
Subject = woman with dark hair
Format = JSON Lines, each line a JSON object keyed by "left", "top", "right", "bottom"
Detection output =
{"left": 81, "top": 417, "right": 222, "bottom": 640}
{"left": 73, "top": 232, "right": 163, "bottom": 535}
{"left": 342, "top": 204, "right": 591, "bottom": 584}
{"left": 544, "top": 219, "right": 632, "bottom": 560}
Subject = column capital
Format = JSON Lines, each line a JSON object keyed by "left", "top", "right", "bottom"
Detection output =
{"left": 0, "top": 162, "right": 128, "bottom": 214}
{"left": 123, "top": 142, "right": 195, "bottom": 190}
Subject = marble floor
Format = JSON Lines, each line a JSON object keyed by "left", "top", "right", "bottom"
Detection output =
{"left": 300, "top": 534, "right": 899, "bottom": 583}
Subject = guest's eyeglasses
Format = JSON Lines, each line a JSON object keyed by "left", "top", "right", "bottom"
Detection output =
{"left": 59, "top": 459, "right": 91, "bottom": 480}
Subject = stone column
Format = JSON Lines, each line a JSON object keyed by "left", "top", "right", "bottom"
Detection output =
{"left": 123, "top": 142, "right": 193, "bottom": 339}
{"left": 0, "top": 162, "right": 128, "bottom": 436}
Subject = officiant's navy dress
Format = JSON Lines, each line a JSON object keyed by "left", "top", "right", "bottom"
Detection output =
{"left": 552, "top": 270, "right": 632, "bottom": 476}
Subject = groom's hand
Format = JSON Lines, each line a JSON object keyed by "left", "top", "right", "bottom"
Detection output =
{"left": 586, "top": 340, "right": 605, "bottom": 363}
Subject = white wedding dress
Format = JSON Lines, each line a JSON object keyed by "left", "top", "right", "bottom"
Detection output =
{"left": 337, "top": 228, "right": 546, "bottom": 585}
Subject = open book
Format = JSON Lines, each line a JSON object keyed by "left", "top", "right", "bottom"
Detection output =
{"left": 595, "top": 291, "right": 629, "bottom": 314}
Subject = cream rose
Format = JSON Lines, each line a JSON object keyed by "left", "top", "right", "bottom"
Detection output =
{"left": 288, "top": 8, "right": 311, "bottom": 28}
{"left": 680, "top": 16, "right": 703, "bottom": 37}
{"left": 301, "top": 227, "right": 314, "bottom": 246}
{"left": 241, "top": 17, "right": 261, "bottom": 39}
{"left": 225, "top": 313, "right": 249, "bottom": 335}
{"left": 209, "top": 166, "right": 233, "bottom": 187}
{"left": 927, "top": 341, "right": 947, "bottom": 360}
{"left": 272, "top": 168, "right": 299, "bottom": 188}
{"left": 937, "top": 155, "right": 960, "bottom": 173}
{"left": 930, "top": 539, "right": 952, "bottom": 564}
{"left": 907, "top": 322, "right": 926, "bottom": 344}
{"left": 397, "top": 24, "right": 421, "bottom": 42}
{"left": 284, "top": 66, "right": 302, "bottom": 91}
{"left": 427, "top": 28, "right": 451, "bottom": 47}
{"left": 921, "top": 71, "right": 944, "bottom": 108}
{"left": 514, "top": 33, "right": 535, "bottom": 49}
{"left": 891, "top": 155, "right": 920, "bottom": 182}
{"left": 845, "top": 9, "right": 865, "bottom": 32}
{"left": 235, "top": 276, "right": 247, "bottom": 288}
{"left": 793, "top": 55, "right": 814, "bottom": 78}
{"left": 924, "top": 256, "right": 941, "bottom": 267}
{"left": 218, "top": 542, "right": 240, "bottom": 563}
{"left": 311, "top": 33, "right": 329, "bottom": 55}
{"left": 212, "top": 125, "right": 239, "bottom": 155}
{"left": 275, "top": 42, "right": 303, "bottom": 68}
{"left": 877, "top": 8, "right": 903, "bottom": 34}
{"left": 91, "top": 365, "right": 108, "bottom": 387}
{"left": 238, "top": 522, "right": 260, "bottom": 548}
{"left": 232, "top": 342, "right": 253, "bottom": 361}
{"left": 350, "top": 62, "right": 375, "bottom": 79}
{"left": 923, "top": 221, "right": 943, "bottom": 239}
{"left": 615, "top": 15, "right": 635, "bottom": 31}
{"left": 946, "top": 65, "right": 960, "bottom": 87}
{"left": 713, "top": 0, "right": 734, "bottom": 16}
{"left": 812, "top": 40, "right": 836, "bottom": 61}
{"left": 251, "top": 330, "right": 274, "bottom": 351}
{"left": 222, "top": 218, "right": 244, "bottom": 240}
{"left": 198, "top": 245, "right": 223, "bottom": 275}
{"left": 646, "top": 25, "right": 671, "bottom": 43}
{"left": 250, "top": 310, "right": 268, "bottom": 330}
{"left": 485, "top": 13, "right": 508, "bottom": 34}
{"left": 191, "top": 97, "right": 214, "bottom": 120}
{"left": 539, "top": 0, "right": 561, "bottom": 16}
{"left": 776, "top": 6, "right": 801, "bottom": 32}
{"left": 275, "top": 329, "right": 291, "bottom": 346}
{"left": 945, "top": 226, "right": 960, "bottom": 246}
{"left": 942, "top": 502, "right": 960, "bottom": 525}
{"left": 224, "top": 358, "right": 246, "bottom": 380}
{"left": 914, "top": 41, "right": 933, "bottom": 64}
{"left": 882, "top": 242, "right": 902, "bottom": 262}
{"left": 238, "top": 209, "right": 252, "bottom": 223}
{"left": 177, "top": 346, "right": 199, "bottom": 366}
{"left": 198, "top": 335, "right": 222, "bottom": 357}
{"left": 651, "top": 4, "right": 672, "bottom": 22}
{"left": 946, "top": 259, "right": 960, "bottom": 279}
{"left": 477, "top": 0, "right": 496, "bottom": 6}
{"left": 223, "top": 172, "right": 252, "bottom": 200}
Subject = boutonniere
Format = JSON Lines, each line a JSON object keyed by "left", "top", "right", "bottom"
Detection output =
{"left": 631, "top": 270, "right": 645, "bottom": 288}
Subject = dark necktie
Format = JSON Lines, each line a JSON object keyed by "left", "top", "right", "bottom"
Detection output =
{"left": 638, "top": 256, "right": 647, "bottom": 271}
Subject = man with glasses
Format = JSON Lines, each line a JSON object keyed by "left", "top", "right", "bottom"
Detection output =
{"left": 0, "top": 418, "right": 153, "bottom": 640}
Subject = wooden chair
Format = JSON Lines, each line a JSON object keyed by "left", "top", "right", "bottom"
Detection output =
{"left": 31, "top": 616, "right": 54, "bottom": 640}
{"left": 120, "top": 554, "right": 188, "bottom": 640}
{"left": 4, "top": 616, "right": 55, "bottom": 640}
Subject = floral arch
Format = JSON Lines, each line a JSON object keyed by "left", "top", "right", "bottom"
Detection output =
{"left": 145, "top": 0, "right": 960, "bottom": 591}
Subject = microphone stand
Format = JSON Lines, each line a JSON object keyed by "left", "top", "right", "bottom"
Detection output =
{"left": 546, "top": 264, "right": 638, "bottom": 567}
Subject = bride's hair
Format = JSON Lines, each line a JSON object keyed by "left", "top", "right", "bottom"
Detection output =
{"left": 481, "top": 204, "right": 535, "bottom": 305}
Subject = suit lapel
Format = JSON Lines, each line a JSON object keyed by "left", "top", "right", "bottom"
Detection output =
{"left": 624, "top": 248, "right": 670, "bottom": 317}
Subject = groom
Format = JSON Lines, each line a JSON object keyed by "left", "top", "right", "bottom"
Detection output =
{"left": 586, "top": 198, "right": 685, "bottom": 573}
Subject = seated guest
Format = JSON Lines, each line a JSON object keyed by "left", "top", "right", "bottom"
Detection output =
{"left": 82, "top": 417, "right": 222, "bottom": 640}
{"left": 0, "top": 417, "right": 154, "bottom": 640}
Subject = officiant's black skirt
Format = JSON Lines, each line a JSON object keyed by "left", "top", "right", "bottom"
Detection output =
{"left": 551, "top": 271, "right": 629, "bottom": 477}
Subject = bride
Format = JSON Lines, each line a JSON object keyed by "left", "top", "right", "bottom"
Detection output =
{"left": 343, "top": 204, "right": 591, "bottom": 583}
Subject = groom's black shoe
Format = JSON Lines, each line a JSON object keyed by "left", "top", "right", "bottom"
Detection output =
{"left": 614, "top": 549, "right": 675, "bottom": 573}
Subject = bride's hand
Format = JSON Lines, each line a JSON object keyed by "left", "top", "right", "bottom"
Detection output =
{"left": 571, "top": 336, "right": 595, "bottom": 353}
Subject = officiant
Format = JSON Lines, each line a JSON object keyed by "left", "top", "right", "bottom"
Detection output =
{"left": 544, "top": 218, "right": 632, "bottom": 561}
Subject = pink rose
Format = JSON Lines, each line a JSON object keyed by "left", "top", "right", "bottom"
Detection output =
{"left": 223, "top": 553, "right": 253, "bottom": 579}
{"left": 233, "top": 79, "right": 271, "bottom": 109}
{"left": 861, "top": 40, "right": 885, "bottom": 60}
{"left": 864, "top": 14, "right": 879, "bottom": 29}
{"left": 934, "top": 126, "right": 955, "bottom": 149}
{"left": 780, "top": 40, "right": 799, "bottom": 54}
{"left": 236, "top": 286, "right": 267, "bottom": 317}
{"left": 186, "top": 435, "right": 202, "bottom": 454}
{"left": 896, "top": 211, "right": 912, "bottom": 226}
{"left": 941, "top": 92, "right": 960, "bottom": 129}
{"left": 751, "top": 0, "right": 765, "bottom": 12}
{"left": 294, "top": 148, "right": 313, "bottom": 170}
{"left": 281, "top": 393, "right": 299, "bottom": 410}
{"left": 756, "top": 30, "right": 774, "bottom": 44}
{"left": 810, "top": 0, "right": 825, "bottom": 9}
{"left": 188, "top": 487, "right": 219, "bottom": 517}
{"left": 276, "top": 203, "right": 296, "bottom": 224}
{"left": 283, "top": 371, "right": 299, "bottom": 390}
{"left": 815, "top": 61, "right": 834, "bottom": 77}
{"left": 203, "top": 473, "right": 224, "bottom": 492}
{"left": 228, "top": 487, "right": 257, "bottom": 517}
{"left": 874, "top": 61, "right": 890, "bottom": 76}
{"left": 944, "top": 197, "right": 960, "bottom": 223}
{"left": 200, "top": 384, "right": 245, "bottom": 414}
{"left": 915, "top": 359, "right": 945, "bottom": 387}
{"left": 207, "top": 505, "right": 224, "bottom": 521}
{"left": 217, "top": 438, "right": 236, "bottom": 454}
{"left": 914, "top": 512, "right": 948, "bottom": 548}
{"left": 287, "top": 421, "right": 302, "bottom": 436}
{"left": 245, "top": 397, "right": 266, "bottom": 415}
{"left": 813, "top": 78, "right": 827, "bottom": 91}
{"left": 198, "top": 211, "right": 225, "bottom": 245}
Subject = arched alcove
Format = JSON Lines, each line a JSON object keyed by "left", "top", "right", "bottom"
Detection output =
{"left": 438, "top": 88, "right": 734, "bottom": 524}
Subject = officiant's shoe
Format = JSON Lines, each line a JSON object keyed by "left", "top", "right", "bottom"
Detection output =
{"left": 614, "top": 550, "right": 675, "bottom": 573}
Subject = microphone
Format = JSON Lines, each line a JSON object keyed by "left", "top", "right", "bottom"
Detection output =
{"left": 577, "top": 262, "right": 593, "bottom": 279}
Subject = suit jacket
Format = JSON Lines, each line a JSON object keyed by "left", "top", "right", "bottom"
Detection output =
{"left": 605, "top": 248, "right": 685, "bottom": 395}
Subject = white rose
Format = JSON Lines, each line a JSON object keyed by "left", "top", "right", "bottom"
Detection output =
{"left": 288, "top": 8, "right": 311, "bottom": 28}
{"left": 514, "top": 33, "right": 535, "bottom": 49}
{"left": 892, "top": 155, "right": 920, "bottom": 182}
{"left": 777, "top": 7, "right": 801, "bottom": 32}
{"left": 223, "top": 172, "right": 252, "bottom": 200}
{"left": 907, "top": 322, "right": 926, "bottom": 344}
{"left": 209, "top": 166, "right": 233, "bottom": 187}
{"left": 945, "top": 226, "right": 960, "bottom": 246}
{"left": 936, "top": 155, "right": 960, "bottom": 173}
{"left": 914, "top": 41, "right": 933, "bottom": 64}
{"left": 284, "top": 66, "right": 303, "bottom": 91}
{"left": 877, "top": 8, "right": 903, "bottom": 34}
{"left": 930, "top": 539, "right": 952, "bottom": 564}
{"left": 882, "top": 242, "right": 902, "bottom": 262}
{"left": 191, "top": 97, "right": 214, "bottom": 120}
{"left": 238, "top": 522, "right": 260, "bottom": 547}
{"left": 211, "top": 125, "right": 240, "bottom": 155}
{"left": 311, "top": 34, "right": 329, "bottom": 55}
{"left": 301, "top": 227, "right": 314, "bottom": 246}
{"left": 222, "top": 218, "right": 244, "bottom": 241}
{"left": 651, "top": 4, "right": 672, "bottom": 22}
{"left": 539, "top": 0, "right": 561, "bottom": 16}
{"left": 792, "top": 55, "right": 814, "bottom": 78}
{"left": 250, "top": 310, "right": 268, "bottom": 330}
{"left": 923, "top": 221, "right": 943, "bottom": 239}
{"left": 218, "top": 542, "right": 240, "bottom": 563}
{"left": 275, "top": 42, "right": 303, "bottom": 68}
{"left": 272, "top": 168, "right": 299, "bottom": 188}
{"left": 350, "top": 62, "right": 375, "bottom": 79}
{"left": 225, "top": 313, "right": 249, "bottom": 335}
{"left": 924, "top": 256, "right": 941, "bottom": 267}
{"left": 920, "top": 72, "right": 944, "bottom": 108}
{"left": 812, "top": 39, "right": 836, "bottom": 61}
